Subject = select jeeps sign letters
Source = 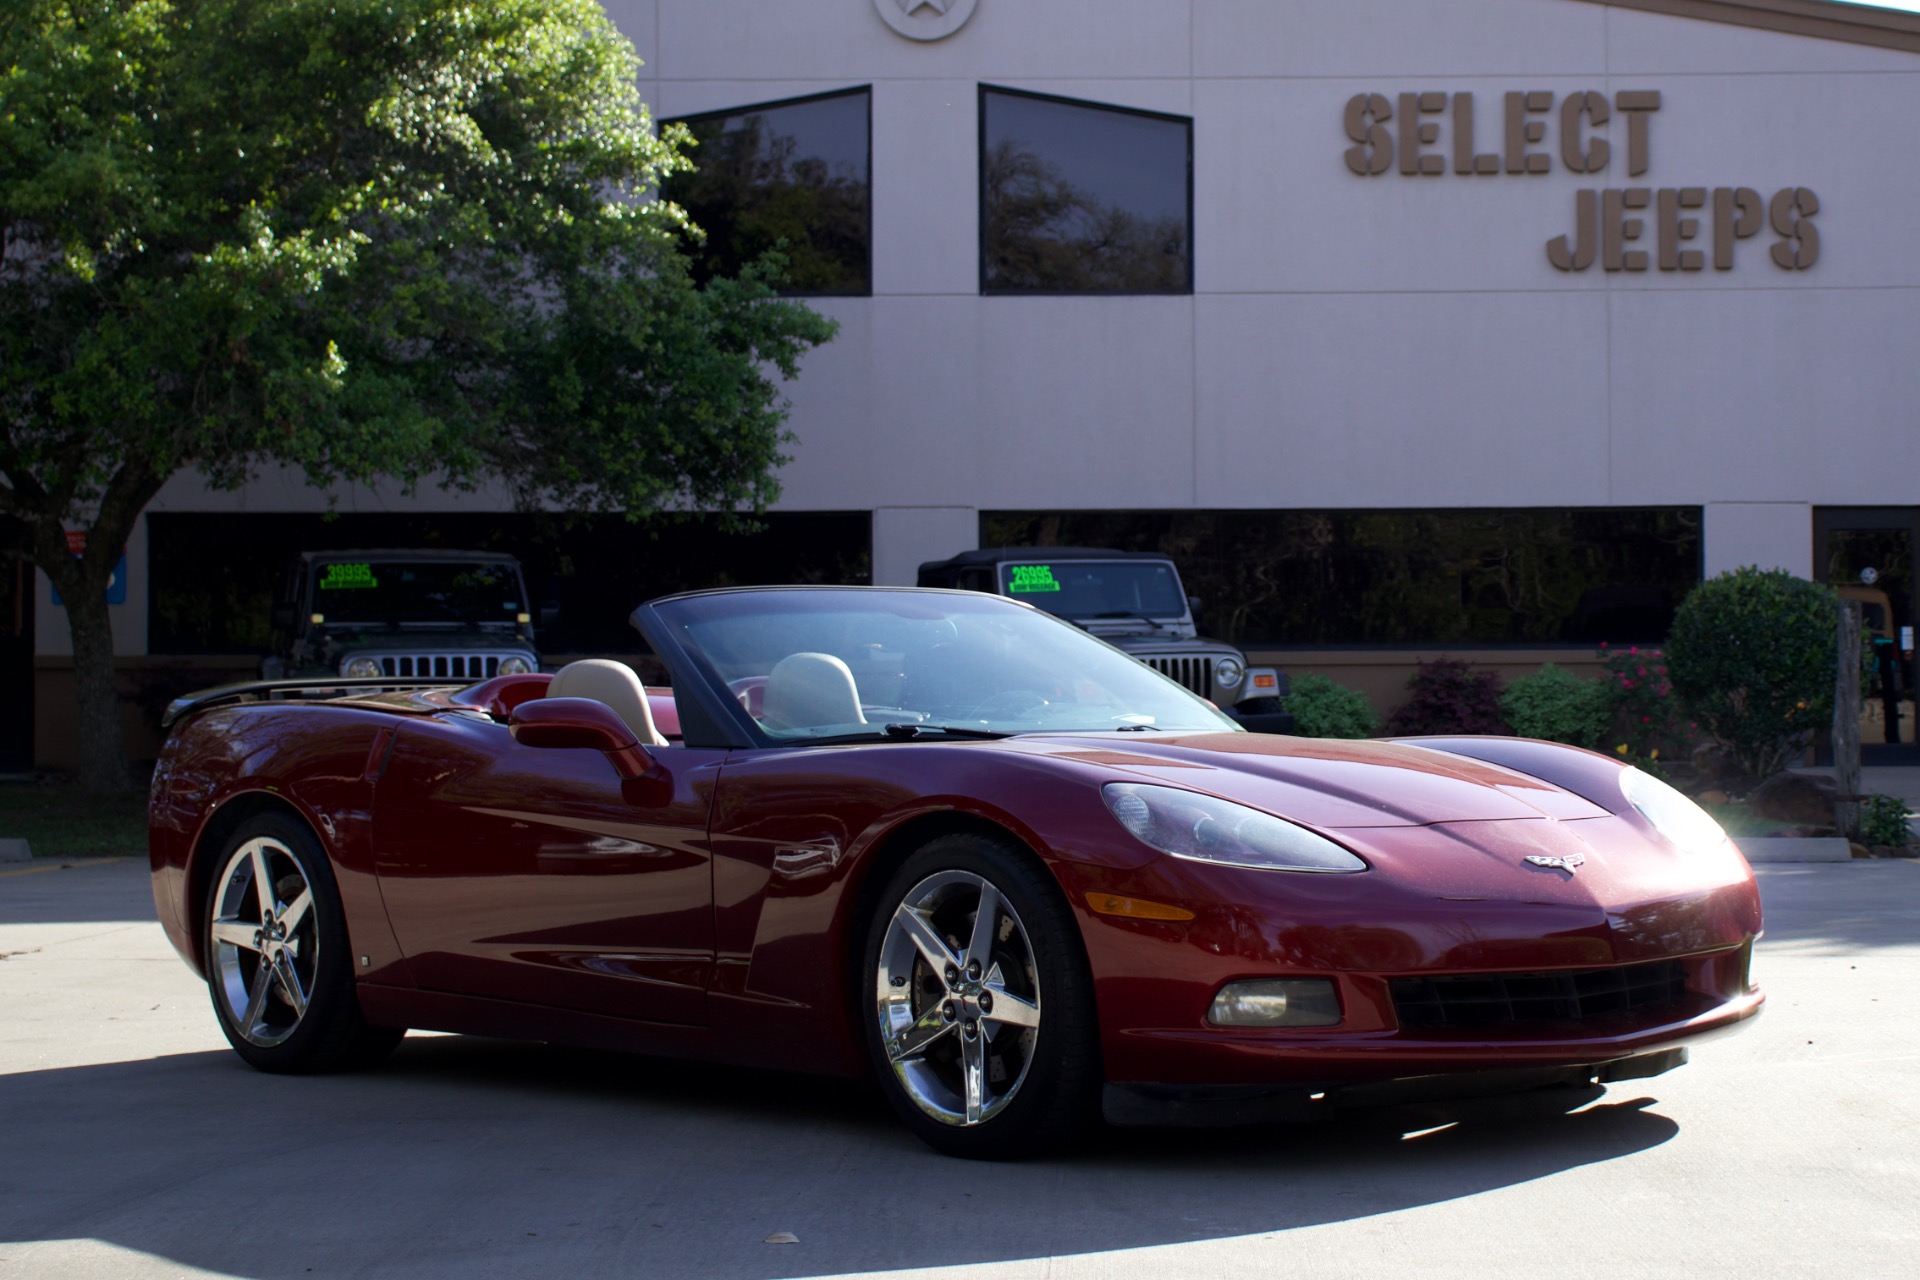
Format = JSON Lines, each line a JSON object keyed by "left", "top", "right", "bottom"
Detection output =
{"left": 1343, "top": 90, "right": 1818, "bottom": 273}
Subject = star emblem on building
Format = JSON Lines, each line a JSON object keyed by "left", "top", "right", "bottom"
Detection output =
{"left": 875, "top": 0, "right": 976, "bottom": 41}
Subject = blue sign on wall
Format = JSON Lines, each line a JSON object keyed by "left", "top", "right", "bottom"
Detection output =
{"left": 51, "top": 552, "right": 128, "bottom": 606}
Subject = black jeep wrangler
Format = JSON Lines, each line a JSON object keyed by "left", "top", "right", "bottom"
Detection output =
{"left": 263, "top": 549, "right": 541, "bottom": 680}
{"left": 917, "top": 547, "right": 1292, "bottom": 733}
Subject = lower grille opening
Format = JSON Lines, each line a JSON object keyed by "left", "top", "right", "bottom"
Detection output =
{"left": 1391, "top": 959, "right": 1690, "bottom": 1031}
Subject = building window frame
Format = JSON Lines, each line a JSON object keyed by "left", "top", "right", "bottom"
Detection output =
{"left": 664, "top": 84, "right": 874, "bottom": 298}
{"left": 977, "top": 83, "right": 1195, "bottom": 297}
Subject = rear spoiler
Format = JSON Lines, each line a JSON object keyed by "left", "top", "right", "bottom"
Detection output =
{"left": 161, "top": 676, "right": 472, "bottom": 730}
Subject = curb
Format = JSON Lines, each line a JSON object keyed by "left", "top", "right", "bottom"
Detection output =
{"left": 1734, "top": 837, "right": 1853, "bottom": 864}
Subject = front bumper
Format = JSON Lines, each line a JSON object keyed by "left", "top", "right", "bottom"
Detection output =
{"left": 1103, "top": 984, "right": 1761, "bottom": 1125}
{"left": 1104, "top": 1045, "right": 1698, "bottom": 1127}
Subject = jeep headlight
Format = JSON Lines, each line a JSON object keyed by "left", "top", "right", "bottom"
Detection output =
{"left": 497, "top": 656, "right": 533, "bottom": 676}
{"left": 1102, "top": 783, "right": 1367, "bottom": 873}
{"left": 342, "top": 658, "right": 382, "bottom": 678}
{"left": 1214, "top": 656, "right": 1245, "bottom": 690}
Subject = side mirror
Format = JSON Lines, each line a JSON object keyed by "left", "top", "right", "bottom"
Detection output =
{"left": 510, "top": 697, "right": 658, "bottom": 783}
{"left": 538, "top": 603, "right": 561, "bottom": 629}
{"left": 1187, "top": 595, "right": 1205, "bottom": 623}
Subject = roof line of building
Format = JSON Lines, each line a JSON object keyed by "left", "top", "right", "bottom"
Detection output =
{"left": 1571, "top": 0, "right": 1920, "bottom": 53}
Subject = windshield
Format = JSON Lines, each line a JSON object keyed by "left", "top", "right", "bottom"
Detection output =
{"left": 653, "top": 588, "right": 1238, "bottom": 741}
{"left": 996, "top": 559, "right": 1187, "bottom": 621}
{"left": 309, "top": 560, "right": 525, "bottom": 626}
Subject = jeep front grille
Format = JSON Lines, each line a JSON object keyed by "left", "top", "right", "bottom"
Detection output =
{"left": 1145, "top": 656, "right": 1213, "bottom": 700}
{"left": 372, "top": 654, "right": 513, "bottom": 679}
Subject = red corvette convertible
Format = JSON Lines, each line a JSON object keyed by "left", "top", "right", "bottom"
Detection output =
{"left": 150, "top": 586, "right": 1763, "bottom": 1158}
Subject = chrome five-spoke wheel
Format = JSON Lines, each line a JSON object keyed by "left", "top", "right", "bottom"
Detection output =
{"left": 211, "top": 835, "right": 318, "bottom": 1048}
{"left": 202, "top": 814, "right": 403, "bottom": 1074}
{"left": 875, "top": 869, "right": 1043, "bottom": 1127}
{"left": 864, "top": 834, "right": 1098, "bottom": 1158}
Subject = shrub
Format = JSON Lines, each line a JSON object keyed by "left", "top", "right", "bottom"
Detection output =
{"left": 1284, "top": 674, "right": 1377, "bottom": 739}
{"left": 1384, "top": 658, "right": 1508, "bottom": 736}
{"left": 1666, "top": 567, "right": 1838, "bottom": 783}
{"left": 1500, "top": 664, "right": 1611, "bottom": 748}
{"left": 1596, "top": 643, "right": 1698, "bottom": 763}
{"left": 1858, "top": 794, "right": 1912, "bottom": 848}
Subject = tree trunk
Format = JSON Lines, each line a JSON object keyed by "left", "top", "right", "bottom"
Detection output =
{"left": 36, "top": 536, "right": 134, "bottom": 794}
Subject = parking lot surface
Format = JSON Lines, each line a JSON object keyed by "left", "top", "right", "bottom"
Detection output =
{"left": 2, "top": 855, "right": 1916, "bottom": 1279}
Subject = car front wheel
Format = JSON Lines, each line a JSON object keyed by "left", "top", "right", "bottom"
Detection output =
{"left": 862, "top": 833, "right": 1099, "bottom": 1159}
{"left": 204, "top": 813, "right": 402, "bottom": 1073}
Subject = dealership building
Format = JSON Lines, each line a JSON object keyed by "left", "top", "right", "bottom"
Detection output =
{"left": 21, "top": 0, "right": 1920, "bottom": 770}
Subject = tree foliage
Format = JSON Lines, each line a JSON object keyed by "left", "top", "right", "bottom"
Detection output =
{"left": 1666, "top": 567, "right": 1837, "bottom": 783}
{"left": 666, "top": 109, "right": 869, "bottom": 294}
{"left": 0, "top": 0, "right": 837, "bottom": 789}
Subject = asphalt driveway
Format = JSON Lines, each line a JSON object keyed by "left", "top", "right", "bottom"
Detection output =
{"left": 1, "top": 856, "right": 1915, "bottom": 1279}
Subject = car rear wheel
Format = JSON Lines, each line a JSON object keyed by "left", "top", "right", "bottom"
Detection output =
{"left": 862, "top": 833, "right": 1099, "bottom": 1159}
{"left": 204, "top": 814, "right": 403, "bottom": 1073}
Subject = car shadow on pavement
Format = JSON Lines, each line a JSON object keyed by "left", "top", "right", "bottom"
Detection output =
{"left": 0, "top": 1034, "right": 1679, "bottom": 1279}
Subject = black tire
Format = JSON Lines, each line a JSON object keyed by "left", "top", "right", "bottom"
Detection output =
{"left": 202, "top": 812, "right": 403, "bottom": 1074}
{"left": 860, "top": 833, "right": 1100, "bottom": 1159}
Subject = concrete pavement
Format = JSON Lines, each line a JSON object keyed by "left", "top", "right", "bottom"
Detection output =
{"left": 1, "top": 856, "right": 1917, "bottom": 1280}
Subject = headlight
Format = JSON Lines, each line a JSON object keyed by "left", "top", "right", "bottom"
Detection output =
{"left": 341, "top": 658, "right": 382, "bottom": 678}
{"left": 1621, "top": 766, "right": 1728, "bottom": 854}
{"left": 1102, "top": 782, "right": 1367, "bottom": 873}
{"left": 1214, "top": 656, "right": 1245, "bottom": 690}
{"left": 497, "top": 656, "right": 533, "bottom": 676}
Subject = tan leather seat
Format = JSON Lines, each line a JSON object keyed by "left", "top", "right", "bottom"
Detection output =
{"left": 762, "top": 652, "right": 867, "bottom": 731}
{"left": 546, "top": 658, "right": 668, "bottom": 747}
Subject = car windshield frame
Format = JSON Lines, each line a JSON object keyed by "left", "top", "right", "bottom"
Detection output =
{"left": 631, "top": 586, "right": 1240, "bottom": 750}
{"left": 994, "top": 558, "right": 1189, "bottom": 622}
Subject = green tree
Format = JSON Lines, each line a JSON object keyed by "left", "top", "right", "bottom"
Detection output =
{"left": 1, "top": 0, "right": 837, "bottom": 790}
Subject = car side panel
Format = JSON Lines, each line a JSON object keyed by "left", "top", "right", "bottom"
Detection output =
{"left": 371, "top": 714, "right": 720, "bottom": 1026}
{"left": 147, "top": 704, "right": 413, "bottom": 986}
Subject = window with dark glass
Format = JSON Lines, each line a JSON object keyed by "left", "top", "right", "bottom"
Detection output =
{"left": 662, "top": 87, "right": 871, "bottom": 295}
{"left": 979, "top": 86, "right": 1192, "bottom": 295}
{"left": 148, "top": 511, "right": 872, "bottom": 656}
{"left": 981, "top": 509, "right": 1703, "bottom": 647}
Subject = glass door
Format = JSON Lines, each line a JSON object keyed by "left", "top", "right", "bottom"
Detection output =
{"left": 1816, "top": 507, "right": 1919, "bottom": 761}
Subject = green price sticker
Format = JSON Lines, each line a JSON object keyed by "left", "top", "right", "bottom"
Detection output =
{"left": 1008, "top": 565, "right": 1061, "bottom": 594}
{"left": 319, "top": 562, "right": 379, "bottom": 590}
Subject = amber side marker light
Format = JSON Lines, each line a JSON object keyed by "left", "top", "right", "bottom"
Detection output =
{"left": 1252, "top": 673, "right": 1278, "bottom": 690}
{"left": 1085, "top": 892, "right": 1195, "bottom": 922}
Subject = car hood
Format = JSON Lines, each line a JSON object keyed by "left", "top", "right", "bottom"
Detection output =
{"left": 1017, "top": 733, "right": 1615, "bottom": 828}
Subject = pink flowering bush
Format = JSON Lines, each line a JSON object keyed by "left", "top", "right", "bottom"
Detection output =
{"left": 1597, "top": 642, "right": 1697, "bottom": 767}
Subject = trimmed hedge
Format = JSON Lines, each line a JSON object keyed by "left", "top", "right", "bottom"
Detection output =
{"left": 1666, "top": 567, "right": 1837, "bottom": 782}
{"left": 1284, "top": 674, "right": 1377, "bottom": 739}
{"left": 1500, "top": 663, "right": 1611, "bottom": 748}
